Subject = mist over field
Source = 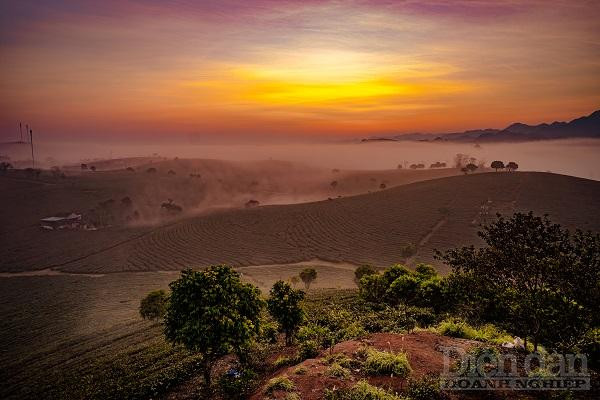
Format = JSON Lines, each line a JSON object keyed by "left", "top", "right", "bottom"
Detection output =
{"left": 3, "top": 138, "right": 600, "bottom": 180}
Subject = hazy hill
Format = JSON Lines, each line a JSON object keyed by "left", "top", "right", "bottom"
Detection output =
{"left": 363, "top": 109, "right": 600, "bottom": 142}
{"left": 43, "top": 172, "right": 600, "bottom": 274}
{"left": 0, "top": 159, "right": 459, "bottom": 272}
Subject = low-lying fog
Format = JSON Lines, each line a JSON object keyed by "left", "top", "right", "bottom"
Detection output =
{"left": 3, "top": 139, "right": 599, "bottom": 180}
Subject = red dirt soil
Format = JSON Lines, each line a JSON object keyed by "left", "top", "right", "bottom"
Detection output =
{"left": 250, "top": 331, "right": 477, "bottom": 400}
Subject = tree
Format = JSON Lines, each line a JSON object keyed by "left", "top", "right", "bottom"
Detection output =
{"left": 439, "top": 212, "right": 600, "bottom": 352}
{"left": 289, "top": 276, "right": 299, "bottom": 288}
{"left": 299, "top": 268, "right": 317, "bottom": 290}
{"left": 80, "top": 163, "right": 88, "bottom": 170}
{"left": 164, "top": 266, "right": 263, "bottom": 386}
{"left": 506, "top": 161, "right": 519, "bottom": 172}
{"left": 465, "top": 163, "right": 478, "bottom": 173}
{"left": 330, "top": 180, "right": 338, "bottom": 189}
{"left": 354, "top": 265, "right": 377, "bottom": 286}
{"left": 139, "top": 289, "right": 169, "bottom": 321}
{"left": 267, "top": 280, "right": 305, "bottom": 345}
{"left": 490, "top": 161, "right": 504, "bottom": 172}
{"left": 147, "top": 167, "right": 157, "bottom": 173}
{"left": 90, "top": 165, "right": 96, "bottom": 172}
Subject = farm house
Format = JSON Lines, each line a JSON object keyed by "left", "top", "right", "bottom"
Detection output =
{"left": 40, "top": 213, "right": 82, "bottom": 230}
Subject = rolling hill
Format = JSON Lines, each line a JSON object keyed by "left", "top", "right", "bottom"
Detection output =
{"left": 42, "top": 172, "right": 600, "bottom": 274}
{"left": 0, "top": 160, "right": 460, "bottom": 272}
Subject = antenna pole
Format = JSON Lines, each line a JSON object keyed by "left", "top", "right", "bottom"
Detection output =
{"left": 30, "top": 128, "right": 35, "bottom": 168}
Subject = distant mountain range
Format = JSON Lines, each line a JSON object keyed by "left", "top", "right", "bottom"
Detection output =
{"left": 361, "top": 109, "right": 600, "bottom": 143}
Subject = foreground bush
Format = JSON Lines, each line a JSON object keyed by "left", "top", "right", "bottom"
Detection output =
{"left": 362, "top": 348, "right": 411, "bottom": 377}
{"left": 324, "top": 380, "right": 403, "bottom": 400}
{"left": 264, "top": 375, "right": 295, "bottom": 394}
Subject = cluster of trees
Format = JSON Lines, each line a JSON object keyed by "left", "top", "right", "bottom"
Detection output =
{"left": 490, "top": 160, "right": 519, "bottom": 172}
{"left": 161, "top": 199, "right": 183, "bottom": 214}
{"left": 439, "top": 212, "right": 599, "bottom": 353}
{"left": 429, "top": 162, "right": 447, "bottom": 169}
{"left": 409, "top": 163, "right": 425, "bottom": 169}
{"left": 357, "top": 264, "right": 445, "bottom": 311}
{"left": 140, "top": 266, "right": 308, "bottom": 387}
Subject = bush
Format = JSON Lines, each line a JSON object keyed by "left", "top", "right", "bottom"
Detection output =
{"left": 139, "top": 289, "right": 168, "bottom": 321}
{"left": 264, "top": 375, "right": 295, "bottom": 394}
{"left": 297, "top": 323, "right": 333, "bottom": 347}
{"left": 363, "top": 348, "right": 411, "bottom": 377}
{"left": 436, "top": 320, "right": 512, "bottom": 344}
{"left": 218, "top": 368, "right": 258, "bottom": 400}
{"left": 298, "top": 340, "right": 319, "bottom": 360}
{"left": 260, "top": 321, "right": 279, "bottom": 344}
{"left": 323, "top": 352, "right": 359, "bottom": 369}
{"left": 293, "top": 366, "right": 307, "bottom": 375}
{"left": 273, "top": 356, "right": 295, "bottom": 369}
{"left": 436, "top": 319, "right": 478, "bottom": 339}
{"left": 324, "top": 380, "right": 402, "bottom": 400}
{"left": 325, "top": 363, "right": 351, "bottom": 379}
{"left": 406, "top": 374, "right": 444, "bottom": 400}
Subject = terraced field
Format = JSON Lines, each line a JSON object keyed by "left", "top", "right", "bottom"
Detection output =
{"left": 53, "top": 172, "right": 600, "bottom": 274}
{"left": 0, "top": 161, "right": 459, "bottom": 272}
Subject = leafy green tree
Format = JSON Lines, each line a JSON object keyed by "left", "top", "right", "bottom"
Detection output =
{"left": 164, "top": 266, "right": 263, "bottom": 386}
{"left": 267, "top": 280, "right": 305, "bottom": 345}
{"left": 139, "top": 289, "right": 169, "bottom": 321}
{"left": 354, "top": 265, "right": 377, "bottom": 286}
{"left": 299, "top": 268, "right": 317, "bottom": 290}
{"left": 440, "top": 212, "right": 600, "bottom": 352}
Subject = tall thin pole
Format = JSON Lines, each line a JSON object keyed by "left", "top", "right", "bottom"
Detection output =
{"left": 19, "top": 122, "right": 23, "bottom": 142}
{"left": 30, "top": 129, "right": 35, "bottom": 168}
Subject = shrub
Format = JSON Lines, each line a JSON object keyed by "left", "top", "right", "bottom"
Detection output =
{"left": 436, "top": 319, "right": 478, "bottom": 339}
{"left": 293, "top": 366, "right": 307, "bottom": 375}
{"left": 298, "top": 340, "right": 319, "bottom": 360}
{"left": 325, "top": 363, "right": 351, "bottom": 379}
{"left": 354, "top": 265, "right": 377, "bottom": 286}
{"left": 139, "top": 289, "right": 168, "bottom": 321}
{"left": 285, "top": 393, "right": 301, "bottom": 400}
{"left": 299, "top": 268, "right": 317, "bottom": 289}
{"left": 260, "top": 321, "right": 279, "bottom": 344}
{"left": 273, "top": 356, "right": 295, "bottom": 369}
{"left": 363, "top": 348, "right": 411, "bottom": 377}
{"left": 324, "top": 380, "right": 402, "bottom": 400}
{"left": 406, "top": 374, "right": 444, "bottom": 400}
{"left": 297, "top": 323, "right": 333, "bottom": 347}
{"left": 264, "top": 375, "right": 295, "bottom": 394}
{"left": 324, "top": 352, "right": 359, "bottom": 369}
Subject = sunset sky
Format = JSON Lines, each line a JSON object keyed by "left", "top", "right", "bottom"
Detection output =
{"left": 1, "top": 0, "right": 599, "bottom": 141}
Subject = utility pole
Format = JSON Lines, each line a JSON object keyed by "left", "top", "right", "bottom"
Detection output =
{"left": 30, "top": 128, "right": 35, "bottom": 168}
{"left": 19, "top": 122, "right": 23, "bottom": 142}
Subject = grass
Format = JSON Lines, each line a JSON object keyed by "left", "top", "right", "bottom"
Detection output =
{"left": 363, "top": 348, "right": 412, "bottom": 378}
{"left": 264, "top": 375, "right": 295, "bottom": 394}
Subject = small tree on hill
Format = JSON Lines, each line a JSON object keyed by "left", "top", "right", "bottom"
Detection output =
{"left": 506, "top": 161, "right": 518, "bottom": 172}
{"left": 267, "top": 280, "right": 305, "bottom": 345}
{"left": 80, "top": 163, "right": 88, "bottom": 170}
{"left": 164, "top": 266, "right": 263, "bottom": 387}
{"left": 139, "top": 289, "right": 169, "bottom": 321}
{"left": 299, "top": 268, "right": 317, "bottom": 290}
{"left": 90, "top": 165, "right": 96, "bottom": 172}
{"left": 490, "top": 161, "right": 504, "bottom": 172}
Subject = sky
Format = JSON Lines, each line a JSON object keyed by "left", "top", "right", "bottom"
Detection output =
{"left": 1, "top": 0, "right": 599, "bottom": 142}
